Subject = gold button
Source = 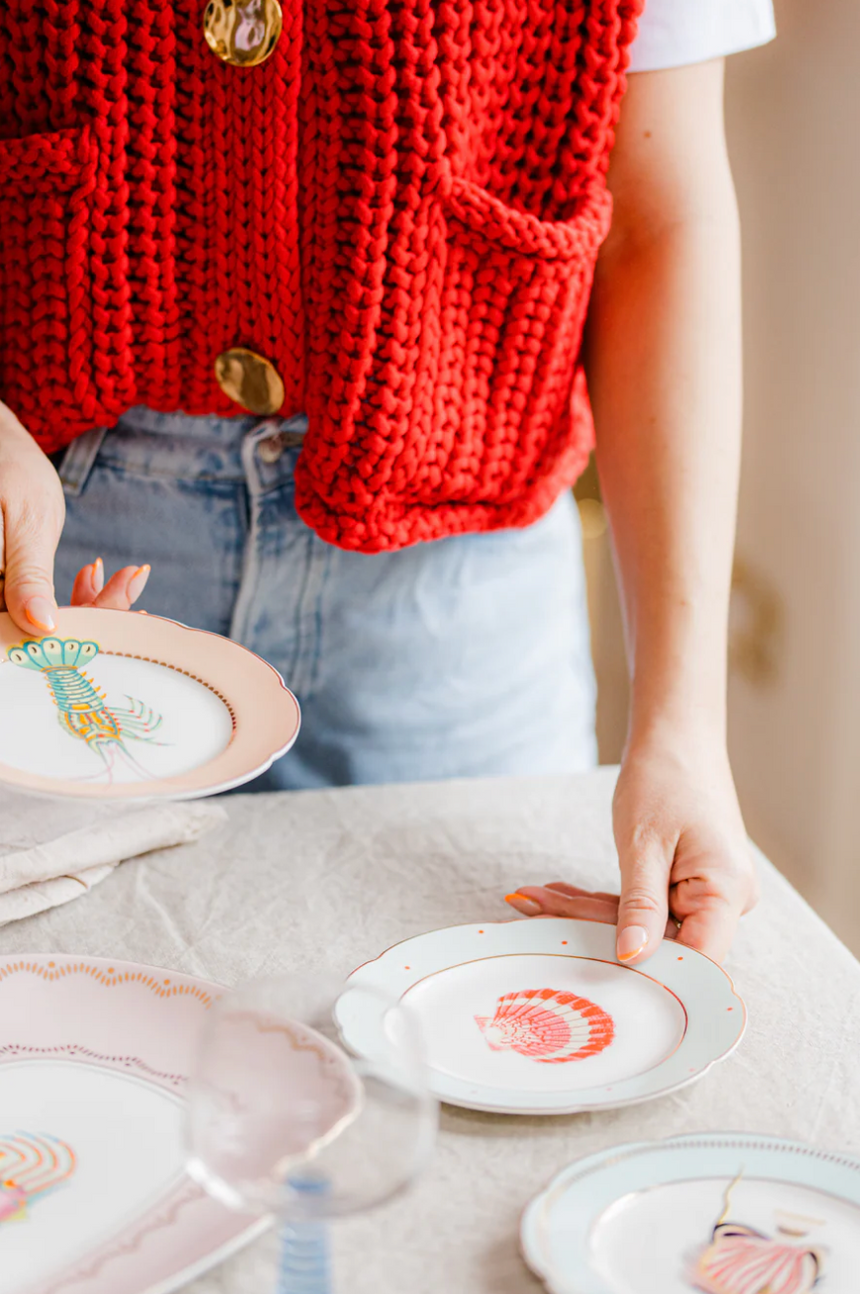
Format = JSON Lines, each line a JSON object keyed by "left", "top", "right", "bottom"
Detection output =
{"left": 203, "top": 0, "right": 283, "bottom": 68}
{"left": 214, "top": 348, "right": 285, "bottom": 415}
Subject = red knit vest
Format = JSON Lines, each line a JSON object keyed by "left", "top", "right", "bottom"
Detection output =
{"left": 0, "top": 2, "right": 641, "bottom": 551}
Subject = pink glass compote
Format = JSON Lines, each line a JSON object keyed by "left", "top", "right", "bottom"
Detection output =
{"left": 185, "top": 975, "right": 437, "bottom": 1293}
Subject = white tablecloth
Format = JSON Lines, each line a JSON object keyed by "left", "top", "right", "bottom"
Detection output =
{"left": 4, "top": 768, "right": 859, "bottom": 1293}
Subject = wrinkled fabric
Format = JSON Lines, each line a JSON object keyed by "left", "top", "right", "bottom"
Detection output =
{"left": 1, "top": 768, "right": 857, "bottom": 1293}
{"left": 55, "top": 409, "right": 598, "bottom": 790}
{"left": 0, "top": 788, "right": 225, "bottom": 925}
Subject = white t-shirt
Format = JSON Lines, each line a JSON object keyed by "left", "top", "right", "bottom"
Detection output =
{"left": 629, "top": 0, "right": 776, "bottom": 72}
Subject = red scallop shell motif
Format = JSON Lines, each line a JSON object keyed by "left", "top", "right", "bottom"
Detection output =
{"left": 474, "top": 987, "right": 614, "bottom": 1063}
{"left": 694, "top": 1223, "right": 822, "bottom": 1294}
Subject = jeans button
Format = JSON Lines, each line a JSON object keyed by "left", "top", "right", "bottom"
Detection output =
{"left": 258, "top": 433, "right": 286, "bottom": 464}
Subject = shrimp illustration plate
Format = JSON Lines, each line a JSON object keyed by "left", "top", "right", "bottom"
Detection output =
{"left": 0, "top": 607, "right": 300, "bottom": 799}
{"left": 7, "top": 637, "right": 165, "bottom": 783}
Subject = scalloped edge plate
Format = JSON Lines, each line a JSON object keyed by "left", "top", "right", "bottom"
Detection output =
{"left": 0, "top": 952, "right": 264, "bottom": 1294}
{"left": 0, "top": 607, "right": 300, "bottom": 799}
{"left": 338, "top": 919, "right": 745, "bottom": 1115}
{"left": 520, "top": 1132, "right": 860, "bottom": 1293}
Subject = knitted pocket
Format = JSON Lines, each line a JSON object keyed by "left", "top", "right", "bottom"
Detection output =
{"left": 433, "top": 176, "right": 613, "bottom": 503}
{"left": 0, "top": 126, "right": 101, "bottom": 437}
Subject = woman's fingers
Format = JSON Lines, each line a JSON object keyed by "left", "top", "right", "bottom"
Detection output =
{"left": 669, "top": 850, "right": 754, "bottom": 962}
{"left": 674, "top": 897, "right": 739, "bottom": 963}
{"left": 543, "top": 881, "right": 620, "bottom": 903}
{"left": 70, "top": 558, "right": 103, "bottom": 605}
{"left": 94, "top": 564, "right": 150, "bottom": 610}
{"left": 506, "top": 885, "right": 678, "bottom": 939}
{"left": 506, "top": 886, "right": 619, "bottom": 921}
{"left": 69, "top": 561, "right": 151, "bottom": 611}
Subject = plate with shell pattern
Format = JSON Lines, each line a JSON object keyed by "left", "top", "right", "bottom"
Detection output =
{"left": 337, "top": 919, "right": 745, "bottom": 1115}
{"left": 0, "top": 607, "right": 300, "bottom": 799}
{"left": 520, "top": 1132, "right": 860, "bottom": 1293}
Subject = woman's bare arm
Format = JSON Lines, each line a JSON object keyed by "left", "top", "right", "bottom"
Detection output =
{"left": 508, "top": 61, "right": 758, "bottom": 962}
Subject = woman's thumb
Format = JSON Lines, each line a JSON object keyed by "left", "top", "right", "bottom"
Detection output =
{"left": 615, "top": 838, "right": 671, "bottom": 965}
{"left": 2, "top": 521, "right": 60, "bottom": 635}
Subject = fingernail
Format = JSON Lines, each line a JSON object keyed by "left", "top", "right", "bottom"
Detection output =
{"left": 505, "top": 892, "right": 542, "bottom": 915}
{"left": 24, "top": 597, "right": 57, "bottom": 632}
{"left": 92, "top": 557, "right": 104, "bottom": 594}
{"left": 617, "top": 926, "right": 649, "bottom": 962}
{"left": 127, "top": 565, "right": 151, "bottom": 604}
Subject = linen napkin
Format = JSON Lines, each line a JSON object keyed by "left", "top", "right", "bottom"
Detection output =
{"left": 0, "top": 788, "right": 227, "bottom": 926}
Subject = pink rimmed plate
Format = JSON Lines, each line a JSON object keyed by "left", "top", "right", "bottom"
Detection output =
{"left": 0, "top": 607, "right": 300, "bottom": 799}
{"left": 337, "top": 919, "right": 745, "bottom": 1115}
{"left": 0, "top": 952, "right": 263, "bottom": 1294}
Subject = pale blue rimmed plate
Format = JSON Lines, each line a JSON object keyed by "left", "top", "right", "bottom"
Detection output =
{"left": 521, "top": 1132, "right": 860, "bottom": 1293}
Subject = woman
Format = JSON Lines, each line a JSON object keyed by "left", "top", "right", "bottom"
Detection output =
{"left": 0, "top": 1, "right": 774, "bottom": 966}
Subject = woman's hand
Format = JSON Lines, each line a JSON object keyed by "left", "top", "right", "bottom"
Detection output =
{"left": 0, "top": 403, "right": 66, "bottom": 632}
{"left": 0, "top": 402, "right": 150, "bottom": 627}
{"left": 69, "top": 560, "right": 150, "bottom": 610}
{"left": 506, "top": 733, "right": 759, "bottom": 965}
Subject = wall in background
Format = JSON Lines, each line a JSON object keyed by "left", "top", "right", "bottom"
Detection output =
{"left": 584, "top": 1, "right": 860, "bottom": 955}
{"left": 725, "top": 0, "right": 860, "bottom": 954}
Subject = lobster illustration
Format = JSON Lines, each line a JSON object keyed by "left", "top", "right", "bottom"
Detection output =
{"left": 0, "top": 1132, "right": 76, "bottom": 1223}
{"left": 7, "top": 636, "right": 166, "bottom": 782}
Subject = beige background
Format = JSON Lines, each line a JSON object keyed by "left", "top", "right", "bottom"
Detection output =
{"left": 584, "top": 0, "right": 860, "bottom": 954}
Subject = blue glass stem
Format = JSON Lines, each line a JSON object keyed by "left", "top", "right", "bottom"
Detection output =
{"left": 277, "top": 1181, "right": 332, "bottom": 1294}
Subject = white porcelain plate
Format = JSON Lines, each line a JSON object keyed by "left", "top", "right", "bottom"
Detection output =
{"left": 338, "top": 919, "right": 745, "bottom": 1115}
{"left": 521, "top": 1132, "right": 860, "bottom": 1294}
{"left": 0, "top": 607, "right": 300, "bottom": 799}
{"left": 0, "top": 952, "right": 264, "bottom": 1294}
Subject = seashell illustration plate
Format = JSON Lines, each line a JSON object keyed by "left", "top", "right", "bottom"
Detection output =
{"left": 0, "top": 952, "right": 266, "bottom": 1294}
{"left": 520, "top": 1132, "right": 860, "bottom": 1294}
{"left": 337, "top": 919, "right": 745, "bottom": 1115}
{"left": 0, "top": 607, "right": 300, "bottom": 799}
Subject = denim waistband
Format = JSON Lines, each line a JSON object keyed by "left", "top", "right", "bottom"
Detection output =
{"left": 57, "top": 407, "right": 309, "bottom": 495}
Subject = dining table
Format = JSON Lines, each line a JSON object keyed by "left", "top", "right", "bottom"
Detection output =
{"left": 4, "top": 765, "right": 859, "bottom": 1293}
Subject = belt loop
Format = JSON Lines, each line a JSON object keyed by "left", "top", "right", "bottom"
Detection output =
{"left": 56, "top": 427, "right": 109, "bottom": 497}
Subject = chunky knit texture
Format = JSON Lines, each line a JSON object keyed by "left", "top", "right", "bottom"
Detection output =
{"left": 0, "top": 1, "right": 641, "bottom": 551}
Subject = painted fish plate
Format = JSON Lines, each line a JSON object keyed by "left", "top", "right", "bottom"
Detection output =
{"left": 337, "top": 919, "right": 745, "bottom": 1115}
{"left": 520, "top": 1132, "right": 860, "bottom": 1294}
{"left": 0, "top": 952, "right": 264, "bottom": 1294}
{"left": 0, "top": 607, "right": 300, "bottom": 799}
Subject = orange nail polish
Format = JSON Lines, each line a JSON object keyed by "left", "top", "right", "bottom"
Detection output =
{"left": 617, "top": 926, "right": 650, "bottom": 961}
{"left": 127, "top": 564, "right": 151, "bottom": 604}
{"left": 505, "top": 892, "right": 542, "bottom": 914}
{"left": 24, "top": 597, "right": 57, "bottom": 632}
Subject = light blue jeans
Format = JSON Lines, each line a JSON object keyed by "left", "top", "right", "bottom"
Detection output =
{"left": 55, "top": 409, "right": 597, "bottom": 791}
